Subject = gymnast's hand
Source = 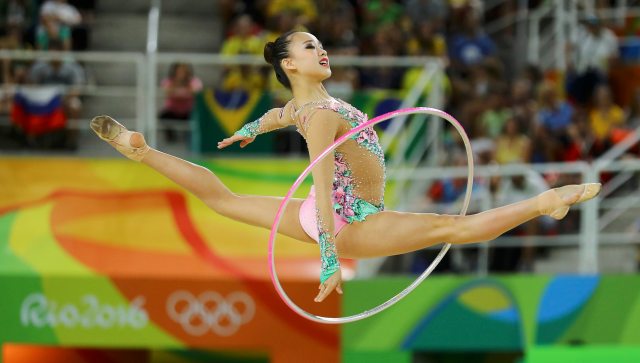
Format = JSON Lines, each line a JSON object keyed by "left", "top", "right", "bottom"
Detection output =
{"left": 315, "top": 269, "right": 343, "bottom": 302}
{"left": 217, "top": 134, "right": 255, "bottom": 149}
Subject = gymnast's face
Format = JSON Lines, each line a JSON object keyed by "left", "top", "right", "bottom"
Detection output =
{"left": 282, "top": 32, "right": 332, "bottom": 83}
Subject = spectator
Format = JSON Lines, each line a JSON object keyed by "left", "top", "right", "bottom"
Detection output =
{"left": 10, "top": 40, "right": 82, "bottom": 148}
{"left": 469, "top": 123, "right": 495, "bottom": 167}
{"left": 0, "top": 33, "right": 30, "bottom": 119}
{"left": 218, "top": 0, "right": 268, "bottom": 29}
{"left": 221, "top": 14, "right": 262, "bottom": 55}
{"left": 159, "top": 62, "right": 203, "bottom": 142}
{"left": 454, "top": 60, "right": 506, "bottom": 133}
{"left": 534, "top": 81, "right": 577, "bottom": 162}
{"left": 479, "top": 90, "right": 512, "bottom": 139}
{"left": 1, "top": 0, "right": 35, "bottom": 45}
{"left": 316, "top": 2, "right": 357, "bottom": 51}
{"left": 359, "top": 25, "right": 405, "bottom": 89}
{"left": 448, "top": 10, "right": 496, "bottom": 70}
{"left": 404, "top": 0, "right": 448, "bottom": 33}
{"left": 494, "top": 117, "right": 531, "bottom": 165}
{"left": 36, "top": 0, "right": 81, "bottom": 51}
{"left": 509, "top": 77, "right": 537, "bottom": 133}
{"left": 617, "top": 88, "right": 640, "bottom": 157}
{"left": 589, "top": 84, "right": 624, "bottom": 156}
{"left": 362, "top": 0, "right": 403, "bottom": 37}
{"left": 1, "top": 25, "right": 31, "bottom": 86}
{"left": 28, "top": 40, "right": 85, "bottom": 119}
{"left": 520, "top": 64, "right": 543, "bottom": 91}
{"left": 220, "top": 14, "right": 264, "bottom": 90}
{"left": 266, "top": 0, "right": 317, "bottom": 28}
{"left": 566, "top": 15, "right": 619, "bottom": 106}
{"left": 537, "top": 82, "right": 574, "bottom": 136}
{"left": 426, "top": 151, "right": 473, "bottom": 208}
{"left": 263, "top": 8, "right": 309, "bottom": 45}
{"left": 405, "top": 20, "right": 447, "bottom": 57}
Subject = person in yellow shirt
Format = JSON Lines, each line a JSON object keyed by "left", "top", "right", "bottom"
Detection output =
{"left": 589, "top": 84, "right": 624, "bottom": 141}
{"left": 405, "top": 20, "right": 447, "bottom": 58}
{"left": 220, "top": 15, "right": 264, "bottom": 90}
{"left": 495, "top": 117, "right": 531, "bottom": 164}
{"left": 267, "top": 0, "right": 317, "bottom": 27}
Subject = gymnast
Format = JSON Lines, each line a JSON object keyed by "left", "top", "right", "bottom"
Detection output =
{"left": 90, "top": 31, "right": 600, "bottom": 303}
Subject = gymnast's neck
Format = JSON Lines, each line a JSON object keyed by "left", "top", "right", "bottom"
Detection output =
{"left": 290, "top": 79, "right": 333, "bottom": 108}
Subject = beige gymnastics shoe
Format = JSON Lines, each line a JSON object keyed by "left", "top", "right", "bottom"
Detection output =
{"left": 90, "top": 115, "right": 149, "bottom": 162}
{"left": 538, "top": 183, "right": 602, "bottom": 220}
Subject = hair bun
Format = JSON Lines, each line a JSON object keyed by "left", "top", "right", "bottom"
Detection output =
{"left": 264, "top": 42, "right": 276, "bottom": 64}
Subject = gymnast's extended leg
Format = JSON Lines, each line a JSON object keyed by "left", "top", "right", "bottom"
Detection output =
{"left": 91, "top": 115, "right": 314, "bottom": 244}
{"left": 336, "top": 183, "right": 600, "bottom": 259}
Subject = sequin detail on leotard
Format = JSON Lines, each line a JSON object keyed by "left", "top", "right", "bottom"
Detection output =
{"left": 331, "top": 104, "right": 385, "bottom": 165}
{"left": 234, "top": 105, "right": 290, "bottom": 138}
{"left": 235, "top": 115, "right": 266, "bottom": 138}
{"left": 316, "top": 208, "right": 340, "bottom": 283}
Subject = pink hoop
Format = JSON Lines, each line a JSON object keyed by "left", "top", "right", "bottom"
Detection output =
{"left": 268, "top": 107, "right": 474, "bottom": 324}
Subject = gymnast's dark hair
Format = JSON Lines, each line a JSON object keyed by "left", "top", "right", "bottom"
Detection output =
{"left": 264, "top": 30, "right": 297, "bottom": 89}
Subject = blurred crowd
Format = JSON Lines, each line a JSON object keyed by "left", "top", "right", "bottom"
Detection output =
{"left": 0, "top": 0, "right": 93, "bottom": 149}
{"left": 217, "top": 0, "right": 637, "bottom": 163}
{"left": 2, "top": 0, "right": 636, "bottom": 161}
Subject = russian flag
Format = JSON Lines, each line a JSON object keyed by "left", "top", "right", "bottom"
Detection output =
{"left": 11, "top": 86, "right": 67, "bottom": 135}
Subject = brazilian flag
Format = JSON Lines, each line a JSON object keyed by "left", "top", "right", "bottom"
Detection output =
{"left": 191, "top": 88, "right": 274, "bottom": 154}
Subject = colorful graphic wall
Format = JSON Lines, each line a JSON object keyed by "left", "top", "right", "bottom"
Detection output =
{"left": 0, "top": 158, "right": 346, "bottom": 363}
{"left": 343, "top": 275, "right": 640, "bottom": 362}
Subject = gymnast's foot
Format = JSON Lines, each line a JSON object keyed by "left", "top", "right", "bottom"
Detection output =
{"left": 90, "top": 115, "right": 149, "bottom": 162}
{"left": 538, "top": 183, "right": 602, "bottom": 220}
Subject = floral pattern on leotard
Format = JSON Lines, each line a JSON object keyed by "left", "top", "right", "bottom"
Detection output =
{"left": 328, "top": 103, "right": 385, "bottom": 165}
{"left": 333, "top": 152, "right": 383, "bottom": 223}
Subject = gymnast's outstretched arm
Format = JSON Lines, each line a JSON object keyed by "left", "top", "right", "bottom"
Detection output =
{"left": 301, "top": 109, "right": 346, "bottom": 302}
{"left": 218, "top": 101, "right": 296, "bottom": 149}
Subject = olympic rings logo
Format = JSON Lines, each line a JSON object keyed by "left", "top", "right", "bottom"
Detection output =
{"left": 166, "top": 291, "right": 255, "bottom": 336}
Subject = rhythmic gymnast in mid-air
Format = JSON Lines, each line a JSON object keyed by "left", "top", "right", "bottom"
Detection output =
{"left": 91, "top": 31, "right": 600, "bottom": 303}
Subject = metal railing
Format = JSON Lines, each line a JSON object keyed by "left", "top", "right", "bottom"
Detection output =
{"left": 527, "top": 0, "right": 640, "bottom": 71}
{"left": 0, "top": 48, "right": 443, "bottom": 158}
{"left": 0, "top": 50, "right": 146, "bottom": 132}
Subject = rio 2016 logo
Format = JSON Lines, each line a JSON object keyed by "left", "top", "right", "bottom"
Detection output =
{"left": 166, "top": 290, "right": 255, "bottom": 336}
{"left": 20, "top": 293, "right": 148, "bottom": 329}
